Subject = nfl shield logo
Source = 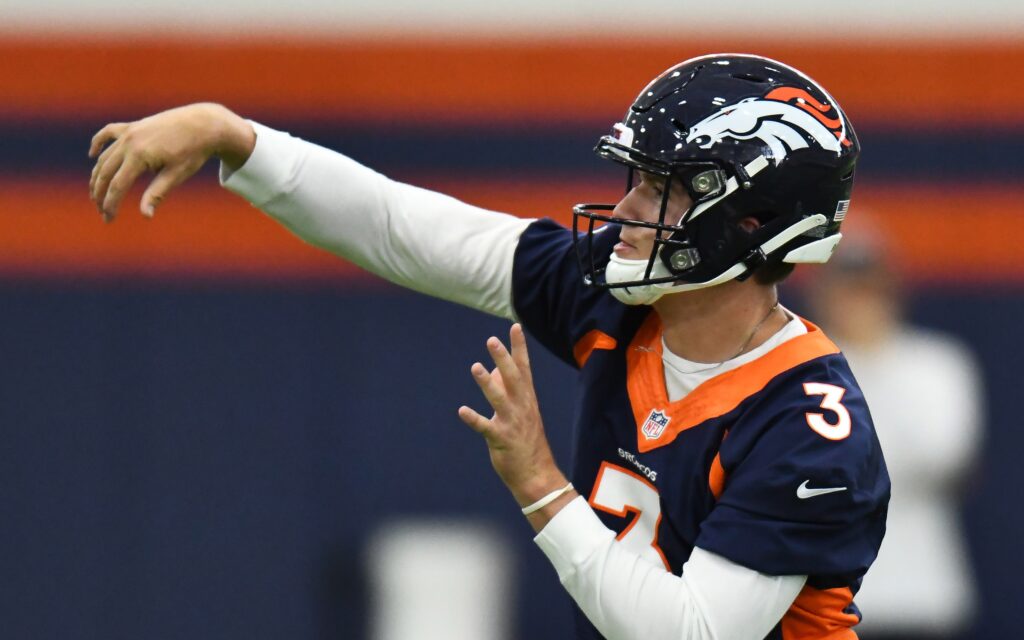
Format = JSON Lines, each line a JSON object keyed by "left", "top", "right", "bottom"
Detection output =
{"left": 642, "top": 410, "right": 671, "bottom": 440}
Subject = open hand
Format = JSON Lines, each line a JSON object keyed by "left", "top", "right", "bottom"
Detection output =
{"left": 458, "top": 324, "right": 571, "bottom": 516}
{"left": 88, "top": 103, "right": 255, "bottom": 222}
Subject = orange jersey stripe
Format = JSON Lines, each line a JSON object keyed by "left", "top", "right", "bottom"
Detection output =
{"left": 781, "top": 585, "right": 860, "bottom": 639}
{"left": 573, "top": 329, "right": 618, "bottom": 368}
{"left": 627, "top": 316, "right": 840, "bottom": 453}
{"left": 708, "top": 451, "right": 727, "bottom": 500}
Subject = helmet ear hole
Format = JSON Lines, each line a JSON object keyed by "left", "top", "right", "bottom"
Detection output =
{"left": 736, "top": 216, "right": 761, "bottom": 233}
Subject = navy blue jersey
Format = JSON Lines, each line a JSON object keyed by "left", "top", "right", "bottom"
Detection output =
{"left": 512, "top": 219, "right": 890, "bottom": 640}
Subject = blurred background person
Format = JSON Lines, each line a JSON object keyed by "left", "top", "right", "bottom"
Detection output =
{"left": 808, "top": 231, "right": 983, "bottom": 640}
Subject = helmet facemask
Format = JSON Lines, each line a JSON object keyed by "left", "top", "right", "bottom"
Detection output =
{"left": 573, "top": 152, "right": 720, "bottom": 303}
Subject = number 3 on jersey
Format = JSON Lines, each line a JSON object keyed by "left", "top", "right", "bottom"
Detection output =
{"left": 589, "top": 462, "right": 670, "bottom": 570}
{"left": 803, "top": 382, "right": 852, "bottom": 440}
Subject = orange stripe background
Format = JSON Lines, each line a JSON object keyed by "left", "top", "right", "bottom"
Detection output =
{"left": 1, "top": 37, "right": 1022, "bottom": 283}
{"left": 1, "top": 178, "right": 1020, "bottom": 283}
{"left": 1, "top": 37, "right": 1023, "bottom": 125}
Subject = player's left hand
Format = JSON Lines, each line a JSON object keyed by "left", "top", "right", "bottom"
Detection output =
{"left": 458, "top": 324, "right": 570, "bottom": 513}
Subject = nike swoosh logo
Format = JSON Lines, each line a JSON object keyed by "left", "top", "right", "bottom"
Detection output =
{"left": 796, "top": 480, "right": 847, "bottom": 499}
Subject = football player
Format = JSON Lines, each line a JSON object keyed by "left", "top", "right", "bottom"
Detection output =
{"left": 88, "top": 54, "right": 889, "bottom": 640}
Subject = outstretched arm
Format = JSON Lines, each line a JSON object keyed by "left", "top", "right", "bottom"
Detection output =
{"left": 459, "top": 326, "right": 806, "bottom": 640}
{"left": 89, "top": 104, "right": 530, "bottom": 319}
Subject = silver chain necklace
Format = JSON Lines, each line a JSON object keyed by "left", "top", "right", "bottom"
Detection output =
{"left": 660, "top": 301, "right": 781, "bottom": 376}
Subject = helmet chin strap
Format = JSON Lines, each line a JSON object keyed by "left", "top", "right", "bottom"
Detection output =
{"left": 607, "top": 213, "right": 829, "bottom": 305}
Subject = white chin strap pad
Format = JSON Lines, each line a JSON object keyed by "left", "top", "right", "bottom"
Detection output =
{"left": 606, "top": 254, "right": 673, "bottom": 305}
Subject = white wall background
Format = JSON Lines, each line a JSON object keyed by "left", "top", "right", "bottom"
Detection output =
{"left": 1, "top": 0, "right": 1021, "bottom": 38}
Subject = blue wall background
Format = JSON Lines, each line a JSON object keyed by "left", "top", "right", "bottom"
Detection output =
{"left": 1, "top": 280, "right": 1020, "bottom": 638}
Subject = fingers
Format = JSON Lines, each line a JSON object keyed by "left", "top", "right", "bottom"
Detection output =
{"left": 140, "top": 161, "right": 195, "bottom": 217}
{"left": 509, "top": 323, "right": 533, "bottom": 387}
{"left": 460, "top": 326, "right": 537, "bottom": 436}
{"left": 102, "top": 156, "right": 148, "bottom": 221}
{"left": 89, "top": 124, "right": 130, "bottom": 216}
{"left": 89, "top": 139, "right": 120, "bottom": 202}
{"left": 457, "top": 405, "right": 491, "bottom": 434}
{"left": 91, "top": 144, "right": 126, "bottom": 221}
{"left": 89, "top": 122, "right": 128, "bottom": 159}
{"left": 461, "top": 362, "right": 505, "bottom": 437}
{"left": 89, "top": 119, "right": 200, "bottom": 221}
{"left": 486, "top": 335, "right": 523, "bottom": 394}
{"left": 470, "top": 361, "right": 509, "bottom": 415}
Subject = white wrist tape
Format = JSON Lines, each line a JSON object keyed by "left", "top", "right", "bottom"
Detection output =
{"left": 521, "top": 482, "right": 575, "bottom": 515}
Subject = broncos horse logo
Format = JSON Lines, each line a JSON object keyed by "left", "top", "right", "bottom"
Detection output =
{"left": 685, "top": 87, "right": 852, "bottom": 165}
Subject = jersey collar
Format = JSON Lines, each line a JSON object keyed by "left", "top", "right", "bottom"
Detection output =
{"left": 628, "top": 313, "right": 840, "bottom": 452}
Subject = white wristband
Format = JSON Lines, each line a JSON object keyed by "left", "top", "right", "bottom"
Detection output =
{"left": 521, "top": 482, "right": 575, "bottom": 515}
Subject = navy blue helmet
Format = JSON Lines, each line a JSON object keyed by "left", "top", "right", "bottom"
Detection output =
{"left": 573, "top": 53, "right": 860, "bottom": 305}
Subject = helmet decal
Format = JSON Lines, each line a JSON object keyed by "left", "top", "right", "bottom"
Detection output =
{"left": 685, "top": 87, "right": 849, "bottom": 164}
{"left": 765, "top": 87, "right": 853, "bottom": 148}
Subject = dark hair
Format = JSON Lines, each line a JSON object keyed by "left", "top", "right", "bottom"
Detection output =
{"left": 739, "top": 211, "right": 797, "bottom": 285}
{"left": 753, "top": 260, "right": 796, "bottom": 285}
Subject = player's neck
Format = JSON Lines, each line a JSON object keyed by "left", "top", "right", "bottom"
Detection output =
{"left": 653, "top": 280, "right": 787, "bottom": 364}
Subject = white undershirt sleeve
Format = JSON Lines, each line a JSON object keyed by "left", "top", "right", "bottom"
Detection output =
{"left": 219, "top": 122, "right": 533, "bottom": 320}
{"left": 535, "top": 497, "right": 806, "bottom": 640}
